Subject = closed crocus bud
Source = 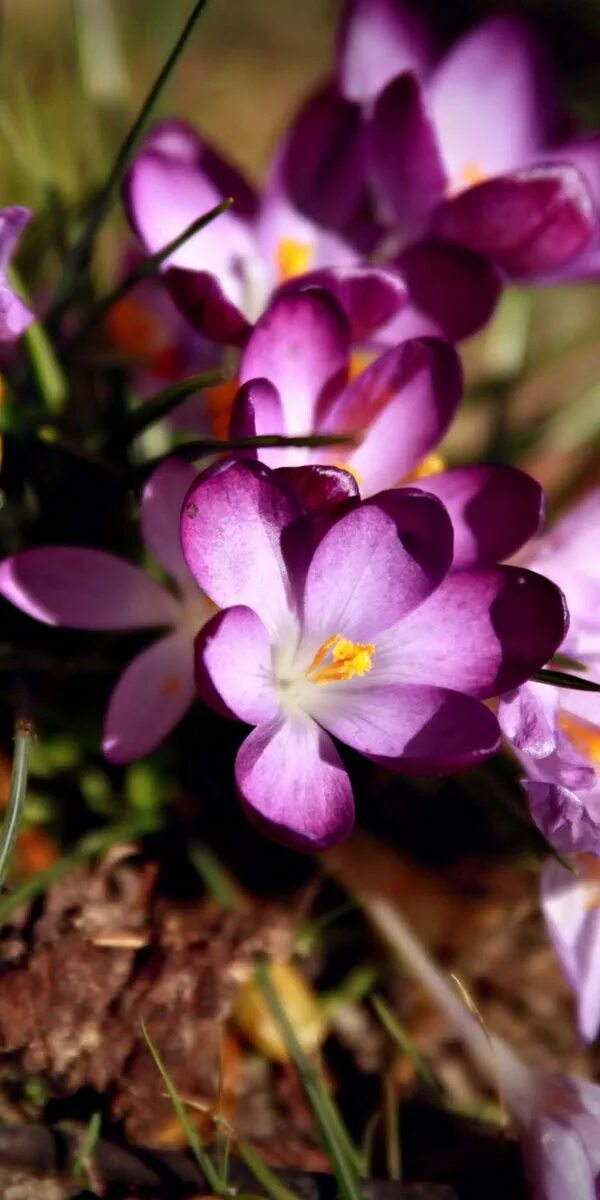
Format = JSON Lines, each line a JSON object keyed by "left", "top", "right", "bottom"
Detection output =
{"left": 232, "top": 961, "right": 326, "bottom": 1062}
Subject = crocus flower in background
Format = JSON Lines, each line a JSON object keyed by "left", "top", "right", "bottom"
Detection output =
{"left": 231, "top": 289, "right": 545, "bottom": 568}
{"left": 0, "top": 459, "right": 214, "bottom": 763}
{"left": 123, "top": 118, "right": 407, "bottom": 351}
{"left": 0, "top": 207, "right": 34, "bottom": 345}
{"left": 181, "top": 456, "right": 566, "bottom": 849}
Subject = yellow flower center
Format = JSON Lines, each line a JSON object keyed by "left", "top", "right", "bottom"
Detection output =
{"left": 449, "top": 160, "right": 488, "bottom": 197}
{"left": 348, "top": 350, "right": 376, "bottom": 382}
{"left": 560, "top": 712, "right": 600, "bottom": 768}
{"left": 306, "top": 633, "right": 375, "bottom": 685}
{"left": 277, "top": 238, "right": 314, "bottom": 282}
{"left": 403, "top": 452, "right": 447, "bottom": 482}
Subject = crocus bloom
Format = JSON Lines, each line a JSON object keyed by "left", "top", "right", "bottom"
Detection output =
{"left": 0, "top": 207, "right": 34, "bottom": 344}
{"left": 181, "top": 457, "right": 566, "bottom": 849}
{"left": 123, "top": 118, "right": 407, "bottom": 349}
{"left": 231, "top": 288, "right": 545, "bottom": 567}
{"left": 352, "top": 879, "right": 600, "bottom": 1200}
{"left": 0, "top": 459, "right": 214, "bottom": 763}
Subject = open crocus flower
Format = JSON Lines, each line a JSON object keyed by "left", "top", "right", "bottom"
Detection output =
{"left": 123, "top": 118, "right": 407, "bottom": 350}
{"left": 0, "top": 207, "right": 34, "bottom": 345}
{"left": 180, "top": 457, "right": 566, "bottom": 849}
{"left": 0, "top": 459, "right": 214, "bottom": 763}
{"left": 231, "top": 289, "right": 545, "bottom": 568}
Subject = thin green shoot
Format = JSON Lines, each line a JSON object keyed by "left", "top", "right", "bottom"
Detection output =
{"left": 0, "top": 720, "right": 34, "bottom": 888}
{"left": 372, "top": 996, "right": 442, "bottom": 1099}
{"left": 71, "top": 1111, "right": 102, "bottom": 1183}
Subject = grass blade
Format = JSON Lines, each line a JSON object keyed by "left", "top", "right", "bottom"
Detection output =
{"left": 50, "top": 0, "right": 210, "bottom": 319}
{"left": 237, "top": 1141, "right": 301, "bottom": 1200}
{"left": 534, "top": 667, "right": 600, "bottom": 693}
{"left": 255, "top": 959, "right": 364, "bottom": 1200}
{"left": 0, "top": 720, "right": 34, "bottom": 887}
{"left": 122, "top": 372, "right": 224, "bottom": 440}
{"left": 372, "top": 995, "right": 442, "bottom": 1098}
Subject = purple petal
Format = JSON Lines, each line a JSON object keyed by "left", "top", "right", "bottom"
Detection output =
{"left": 279, "top": 84, "right": 377, "bottom": 250}
{"left": 195, "top": 605, "right": 279, "bottom": 724}
{"left": 313, "top": 681, "right": 500, "bottom": 772}
{"left": 338, "top": 0, "right": 434, "bottom": 103}
{"left": 273, "top": 465, "right": 359, "bottom": 512}
{"left": 239, "top": 290, "right": 350, "bottom": 438}
{"left": 323, "top": 338, "right": 462, "bottom": 496}
{"left": 428, "top": 16, "right": 555, "bottom": 181}
{"left": 229, "top": 378, "right": 285, "bottom": 468}
{"left": 417, "top": 465, "right": 545, "bottom": 567}
{"left": 396, "top": 238, "right": 503, "bottom": 341}
{"left": 541, "top": 857, "right": 600, "bottom": 1043}
{"left": 235, "top": 716, "right": 355, "bottom": 850}
{"left": 165, "top": 267, "right": 250, "bottom": 347}
{"left": 499, "top": 682, "right": 559, "bottom": 758}
{"left": 368, "top": 73, "right": 447, "bottom": 237}
{"left": 0, "top": 207, "right": 33, "bottom": 341}
{"left": 180, "top": 459, "right": 300, "bottom": 635}
{"left": 103, "top": 630, "right": 195, "bottom": 763}
{"left": 302, "top": 488, "right": 453, "bottom": 643}
{"left": 0, "top": 547, "right": 179, "bottom": 630}
{"left": 526, "top": 782, "right": 600, "bottom": 858}
{"left": 131, "top": 119, "right": 257, "bottom": 217}
{"left": 433, "top": 165, "right": 596, "bottom": 277}
{"left": 382, "top": 566, "right": 568, "bottom": 697}
{"left": 279, "top": 265, "right": 407, "bottom": 341}
{"left": 141, "top": 457, "right": 199, "bottom": 588}
{"left": 0, "top": 206, "right": 31, "bottom": 273}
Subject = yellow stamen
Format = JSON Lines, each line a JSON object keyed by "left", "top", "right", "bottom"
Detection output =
{"left": 348, "top": 350, "right": 375, "bottom": 382}
{"left": 277, "top": 238, "right": 314, "bottom": 282}
{"left": 449, "top": 160, "right": 488, "bottom": 197}
{"left": 403, "top": 451, "right": 446, "bottom": 483}
{"left": 560, "top": 712, "right": 600, "bottom": 769}
{"left": 306, "top": 632, "right": 375, "bottom": 685}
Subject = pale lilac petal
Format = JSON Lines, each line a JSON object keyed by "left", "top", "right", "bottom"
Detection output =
{"left": 256, "top": 162, "right": 358, "bottom": 285}
{"left": 141, "top": 457, "right": 199, "bottom": 588}
{"left": 302, "top": 488, "right": 453, "bottom": 644}
{"left": 368, "top": 73, "right": 447, "bottom": 237}
{"left": 180, "top": 459, "right": 300, "bottom": 635}
{"left": 417, "top": 465, "right": 545, "bottom": 567}
{"left": 103, "top": 630, "right": 195, "bottom": 763}
{"left": 0, "top": 547, "right": 179, "bottom": 630}
{"left": 428, "top": 16, "right": 554, "bottom": 181}
{"left": 526, "top": 782, "right": 600, "bottom": 857}
{"left": 228, "top": 378, "right": 285, "bottom": 469}
{"left": 396, "top": 238, "right": 503, "bottom": 341}
{"left": 0, "top": 206, "right": 31, "bottom": 273}
{"left": 0, "top": 207, "right": 33, "bottom": 341}
{"left": 195, "top": 606, "right": 279, "bottom": 724}
{"left": 378, "top": 566, "right": 568, "bottom": 697}
{"left": 499, "top": 682, "right": 560, "bottom": 758}
{"left": 562, "top": 689, "right": 600, "bottom": 734}
{"left": 312, "top": 681, "right": 500, "bottom": 773}
{"left": 541, "top": 857, "right": 600, "bottom": 1043}
{"left": 338, "top": 0, "right": 434, "bottom": 103}
{"left": 239, "top": 290, "right": 350, "bottom": 438}
{"left": 235, "top": 716, "right": 355, "bottom": 850}
{"left": 433, "top": 165, "right": 596, "bottom": 277}
{"left": 323, "top": 338, "right": 461, "bottom": 496}
{"left": 279, "top": 265, "right": 407, "bottom": 341}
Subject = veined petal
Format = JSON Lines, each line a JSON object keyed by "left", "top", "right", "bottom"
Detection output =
{"left": 235, "top": 716, "right": 355, "bottom": 850}
{"left": 428, "top": 16, "right": 554, "bottom": 181}
{"left": 338, "top": 0, "right": 434, "bottom": 103}
{"left": 417, "top": 464, "right": 545, "bottom": 567}
{"left": 323, "top": 338, "right": 461, "bottom": 496}
{"left": 368, "top": 73, "right": 447, "bottom": 236}
{"left": 433, "top": 165, "right": 596, "bottom": 277}
{"left": 141, "top": 457, "right": 199, "bottom": 589}
{"left": 239, "top": 290, "right": 350, "bottom": 438}
{"left": 0, "top": 547, "right": 180, "bottom": 630}
{"left": 180, "top": 459, "right": 300, "bottom": 635}
{"left": 377, "top": 566, "right": 568, "bottom": 697}
{"left": 312, "top": 681, "right": 500, "bottom": 772}
{"left": 499, "top": 682, "right": 560, "bottom": 758}
{"left": 526, "top": 781, "right": 600, "bottom": 858}
{"left": 195, "top": 606, "right": 279, "bottom": 724}
{"left": 301, "top": 488, "right": 453, "bottom": 644}
{"left": 103, "top": 629, "right": 195, "bottom": 763}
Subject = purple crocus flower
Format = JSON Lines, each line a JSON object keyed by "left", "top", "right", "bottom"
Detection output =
{"left": 180, "top": 456, "right": 566, "bottom": 849}
{"left": 0, "top": 459, "right": 214, "bottom": 763}
{"left": 231, "top": 288, "right": 545, "bottom": 568}
{"left": 499, "top": 487, "right": 600, "bottom": 1042}
{"left": 123, "top": 118, "right": 407, "bottom": 350}
{"left": 0, "top": 207, "right": 34, "bottom": 344}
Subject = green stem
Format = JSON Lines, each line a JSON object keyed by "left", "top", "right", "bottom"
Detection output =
{"left": 122, "top": 371, "right": 224, "bottom": 440}
{"left": 49, "top": 0, "right": 210, "bottom": 320}
{"left": 0, "top": 720, "right": 33, "bottom": 887}
{"left": 237, "top": 1141, "right": 301, "bottom": 1200}
{"left": 9, "top": 269, "right": 68, "bottom": 415}
{"left": 68, "top": 199, "right": 231, "bottom": 354}
{"left": 534, "top": 667, "right": 600, "bottom": 693}
{"left": 140, "top": 431, "right": 356, "bottom": 477}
